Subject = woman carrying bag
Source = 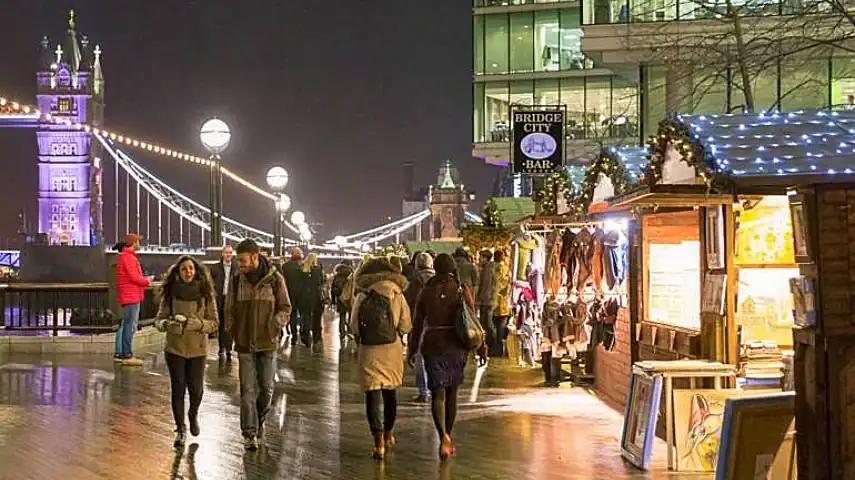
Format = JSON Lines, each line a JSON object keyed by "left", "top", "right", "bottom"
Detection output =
{"left": 407, "top": 253, "right": 487, "bottom": 460}
{"left": 153, "top": 255, "right": 219, "bottom": 448}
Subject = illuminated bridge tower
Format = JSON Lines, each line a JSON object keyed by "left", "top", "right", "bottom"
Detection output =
{"left": 428, "top": 161, "right": 470, "bottom": 240}
{"left": 36, "top": 10, "right": 105, "bottom": 246}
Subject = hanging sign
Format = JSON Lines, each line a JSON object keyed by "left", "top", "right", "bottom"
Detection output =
{"left": 512, "top": 108, "right": 564, "bottom": 175}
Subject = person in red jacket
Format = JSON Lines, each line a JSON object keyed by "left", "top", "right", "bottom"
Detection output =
{"left": 115, "top": 233, "right": 151, "bottom": 366}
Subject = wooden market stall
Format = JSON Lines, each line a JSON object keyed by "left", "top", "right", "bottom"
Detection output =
{"left": 601, "top": 111, "right": 855, "bottom": 478}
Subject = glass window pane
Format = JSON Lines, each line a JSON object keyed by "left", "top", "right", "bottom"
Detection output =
{"left": 612, "top": 77, "right": 638, "bottom": 138}
{"left": 561, "top": 78, "right": 586, "bottom": 140}
{"left": 474, "top": 83, "right": 485, "bottom": 143}
{"left": 534, "top": 11, "right": 560, "bottom": 72}
{"left": 831, "top": 56, "right": 855, "bottom": 110}
{"left": 510, "top": 80, "right": 534, "bottom": 106}
{"left": 632, "top": 0, "right": 675, "bottom": 22}
{"left": 485, "top": 15, "right": 509, "bottom": 75}
{"left": 583, "top": 0, "right": 628, "bottom": 24}
{"left": 751, "top": 64, "right": 780, "bottom": 113}
{"left": 485, "top": 82, "right": 510, "bottom": 142}
{"left": 586, "top": 77, "right": 613, "bottom": 139}
{"left": 781, "top": 59, "right": 828, "bottom": 111}
{"left": 644, "top": 66, "right": 668, "bottom": 139}
{"left": 535, "top": 79, "right": 560, "bottom": 106}
{"left": 510, "top": 13, "right": 534, "bottom": 73}
{"left": 474, "top": 17, "right": 485, "bottom": 75}
{"left": 559, "top": 10, "right": 586, "bottom": 70}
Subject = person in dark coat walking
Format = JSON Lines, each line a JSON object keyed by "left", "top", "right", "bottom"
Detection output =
{"left": 331, "top": 260, "right": 354, "bottom": 339}
{"left": 281, "top": 248, "right": 306, "bottom": 344}
{"left": 209, "top": 245, "right": 238, "bottom": 361}
{"left": 404, "top": 252, "right": 435, "bottom": 403}
{"left": 408, "top": 253, "right": 487, "bottom": 460}
{"left": 300, "top": 253, "right": 327, "bottom": 347}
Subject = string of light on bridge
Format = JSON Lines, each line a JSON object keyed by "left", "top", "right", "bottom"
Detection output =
{"left": 0, "top": 95, "right": 277, "bottom": 201}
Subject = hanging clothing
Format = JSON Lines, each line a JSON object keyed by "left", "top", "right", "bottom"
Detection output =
{"left": 589, "top": 297, "right": 618, "bottom": 352}
{"left": 544, "top": 230, "right": 563, "bottom": 295}
{"left": 560, "top": 229, "right": 575, "bottom": 269}
{"left": 591, "top": 228, "right": 605, "bottom": 291}
{"left": 603, "top": 230, "right": 628, "bottom": 291}
{"left": 528, "top": 266, "right": 544, "bottom": 310}
{"left": 515, "top": 235, "right": 537, "bottom": 281}
{"left": 515, "top": 288, "right": 539, "bottom": 356}
{"left": 569, "top": 229, "right": 595, "bottom": 291}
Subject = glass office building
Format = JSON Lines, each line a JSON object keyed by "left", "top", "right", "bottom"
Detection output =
{"left": 472, "top": 1, "right": 639, "bottom": 161}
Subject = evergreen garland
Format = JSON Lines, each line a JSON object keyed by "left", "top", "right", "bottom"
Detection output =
{"left": 645, "top": 117, "right": 730, "bottom": 191}
{"left": 482, "top": 198, "right": 503, "bottom": 228}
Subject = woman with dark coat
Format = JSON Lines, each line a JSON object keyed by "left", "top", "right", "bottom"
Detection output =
{"left": 407, "top": 253, "right": 487, "bottom": 460}
{"left": 299, "top": 253, "right": 327, "bottom": 347}
{"left": 153, "top": 255, "right": 219, "bottom": 448}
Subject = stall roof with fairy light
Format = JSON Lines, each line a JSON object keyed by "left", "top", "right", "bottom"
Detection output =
{"left": 579, "top": 145, "right": 648, "bottom": 213}
{"left": 604, "top": 109, "right": 855, "bottom": 210}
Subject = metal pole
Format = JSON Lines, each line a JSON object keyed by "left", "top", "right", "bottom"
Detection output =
{"left": 114, "top": 158, "right": 119, "bottom": 243}
{"left": 158, "top": 200, "right": 163, "bottom": 247}
{"left": 145, "top": 192, "right": 150, "bottom": 240}
{"left": 179, "top": 215, "right": 183, "bottom": 244}
{"left": 209, "top": 156, "right": 223, "bottom": 247}
{"left": 167, "top": 209, "right": 171, "bottom": 246}
{"left": 273, "top": 203, "right": 282, "bottom": 259}
{"left": 125, "top": 170, "right": 130, "bottom": 237}
{"left": 217, "top": 160, "right": 224, "bottom": 246}
{"left": 135, "top": 181, "right": 140, "bottom": 235}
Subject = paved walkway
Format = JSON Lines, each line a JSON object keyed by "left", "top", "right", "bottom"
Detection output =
{"left": 0, "top": 315, "right": 707, "bottom": 480}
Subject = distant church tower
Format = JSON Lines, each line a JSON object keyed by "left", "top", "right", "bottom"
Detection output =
{"left": 428, "top": 161, "right": 469, "bottom": 240}
{"left": 35, "top": 10, "right": 105, "bottom": 246}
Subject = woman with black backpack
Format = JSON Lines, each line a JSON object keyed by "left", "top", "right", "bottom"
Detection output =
{"left": 407, "top": 253, "right": 488, "bottom": 460}
{"left": 350, "top": 257, "right": 412, "bottom": 460}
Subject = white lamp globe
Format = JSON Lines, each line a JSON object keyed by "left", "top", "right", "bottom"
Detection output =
{"left": 334, "top": 235, "right": 347, "bottom": 247}
{"left": 299, "top": 223, "right": 312, "bottom": 236}
{"left": 290, "top": 211, "right": 306, "bottom": 226}
{"left": 266, "top": 166, "right": 289, "bottom": 191}
{"left": 299, "top": 229, "right": 313, "bottom": 242}
{"left": 277, "top": 193, "right": 291, "bottom": 212}
{"left": 200, "top": 118, "right": 231, "bottom": 154}
{"left": 361, "top": 244, "right": 372, "bottom": 253}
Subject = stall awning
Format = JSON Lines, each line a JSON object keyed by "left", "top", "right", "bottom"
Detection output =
{"left": 603, "top": 185, "right": 736, "bottom": 211}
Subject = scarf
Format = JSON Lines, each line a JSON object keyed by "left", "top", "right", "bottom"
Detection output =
{"left": 171, "top": 279, "right": 204, "bottom": 302}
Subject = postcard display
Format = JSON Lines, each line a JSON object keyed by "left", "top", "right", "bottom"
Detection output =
{"left": 509, "top": 222, "right": 629, "bottom": 385}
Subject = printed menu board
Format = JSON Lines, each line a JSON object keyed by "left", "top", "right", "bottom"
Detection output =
{"left": 648, "top": 241, "right": 701, "bottom": 330}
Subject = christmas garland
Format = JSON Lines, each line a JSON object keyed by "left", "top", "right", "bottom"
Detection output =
{"left": 482, "top": 198, "right": 503, "bottom": 228}
{"left": 575, "top": 148, "right": 632, "bottom": 213}
{"left": 645, "top": 117, "right": 728, "bottom": 191}
{"left": 532, "top": 166, "right": 579, "bottom": 216}
{"left": 461, "top": 223, "right": 514, "bottom": 255}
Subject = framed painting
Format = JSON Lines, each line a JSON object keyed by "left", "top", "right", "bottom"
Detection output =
{"left": 672, "top": 389, "right": 746, "bottom": 472}
{"left": 621, "top": 372, "right": 663, "bottom": 470}
{"left": 788, "top": 194, "right": 812, "bottom": 263}
{"left": 715, "top": 392, "right": 796, "bottom": 480}
{"left": 705, "top": 206, "right": 725, "bottom": 270}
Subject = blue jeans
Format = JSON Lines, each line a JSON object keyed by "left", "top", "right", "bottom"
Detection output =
{"left": 415, "top": 353, "right": 429, "bottom": 397}
{"left": 115, "top": 302, "right": 141, "bottom": 358}
{"left": 238, "top": 351, "right": 276, "bottom": 437}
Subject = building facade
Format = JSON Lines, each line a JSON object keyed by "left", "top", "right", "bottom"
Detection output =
{"left": 473, "top": 0, "right": 639, "bottom": 169}
{"left": 474, "top": 1, "right": 855, "bottom": 184}
{"left": 36, "top": 11, "right": 105, "bottom": 246}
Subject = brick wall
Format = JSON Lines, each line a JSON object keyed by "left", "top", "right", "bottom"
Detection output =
{"left": 595, "top": 305, "right": 632, "bottom": 410}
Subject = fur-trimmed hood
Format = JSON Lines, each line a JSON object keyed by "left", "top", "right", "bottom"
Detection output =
{"left": 356, "top": 271, "right": 408, "bottom": 294}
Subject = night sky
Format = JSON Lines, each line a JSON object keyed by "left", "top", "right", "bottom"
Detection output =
{"left": 0, "top": 1, "right": 493, "bottom": 243}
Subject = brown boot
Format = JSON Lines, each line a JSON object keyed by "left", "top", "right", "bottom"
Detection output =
{"left": 384, "top": 430, "right": 396, "bottom": 451}
{"left": 372, "top": 432, "right": 385, "bottom": 460}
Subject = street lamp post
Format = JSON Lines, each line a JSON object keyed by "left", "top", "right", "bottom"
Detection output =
{"left": 200, "top": 119, "right": 231, "bottom": 247}
{"left": 266, "top": 166, "right": 290, "bottom": 257}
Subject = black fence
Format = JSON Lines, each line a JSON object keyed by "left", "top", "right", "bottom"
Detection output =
{"left": 0, "top": 283, "right": 160, "bottom": 336}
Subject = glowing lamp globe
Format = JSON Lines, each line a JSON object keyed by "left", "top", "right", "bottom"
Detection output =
{"left": 277, "top": 193, "right": 291, "bottom": 212}
{"left": 334, "top": 235, "right": 347, "bottom": 247}
{"left": 200, "top": 118, "right": 231, "bottom": 155}
{"left": 266, "top": 166, "right": 289, "bottom": 191}
{"left": 290, "top": 211, "right": 306, "bottom": 226}
{"left": 299, "top": 223, "right": 312, "bottom": 236}
{"left": 299, "top": 229, "right": 313, "bottom": 242}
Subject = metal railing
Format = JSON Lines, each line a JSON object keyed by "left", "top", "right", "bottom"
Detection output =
{"left": 0, "top": 283, "right": 160, "bottom": 336}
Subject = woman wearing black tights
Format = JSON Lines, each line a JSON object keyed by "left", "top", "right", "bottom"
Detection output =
{"left": 408, "top": 253, "right": 488, "bottom": 460}
{"left": 154, "top": 256, "right": 219, "bottom": 448}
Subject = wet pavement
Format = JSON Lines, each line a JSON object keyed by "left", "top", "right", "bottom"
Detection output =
{"left": 0, "top": 314, "right": 709, "bottom": 480}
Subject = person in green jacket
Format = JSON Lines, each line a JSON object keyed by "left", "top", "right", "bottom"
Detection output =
{"left": 154, "top": 255, "right": 219, "bottom": 449}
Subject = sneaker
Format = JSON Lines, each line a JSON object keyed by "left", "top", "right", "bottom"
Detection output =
{"left": 174, "top": 430, "right": 186, "bottom": 448}
{"left": 112, "top": 355, "right": 125, "bottom": 363}
{"left": 244, "top": 436, "right": 258, "bottom": 451}
{"left": 412, "top": 394, "right": 430, "bottom": 404}
{"left": 122, "top": 357, "right": 143, "bottom": 366}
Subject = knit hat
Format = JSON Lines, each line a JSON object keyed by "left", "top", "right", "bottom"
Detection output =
{"left": 433, "top": 253, "right": 457, "bottom": 276}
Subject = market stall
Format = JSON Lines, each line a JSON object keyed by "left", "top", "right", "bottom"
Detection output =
{"left": 603, "top": 110, "right": 855, "bottom": 477}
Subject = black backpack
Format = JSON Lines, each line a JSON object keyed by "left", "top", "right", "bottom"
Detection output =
{"left": 357, "top": 289, "right": 398, "bottom": 346}
{"left": 331, "top": 274, "right": 348, "bottom": 298}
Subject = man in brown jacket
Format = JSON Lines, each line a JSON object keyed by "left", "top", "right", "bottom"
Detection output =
{"left": 225, "top": 239, "right": 291, "bottom": 451}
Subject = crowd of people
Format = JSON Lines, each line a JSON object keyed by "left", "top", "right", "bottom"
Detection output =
{"left": 112, "top": 234, "right": 513, "bottom": 460}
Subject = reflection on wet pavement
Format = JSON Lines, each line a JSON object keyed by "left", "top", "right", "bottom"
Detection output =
{"left": 0, "top": 315, "right": 709, "bottom": 480}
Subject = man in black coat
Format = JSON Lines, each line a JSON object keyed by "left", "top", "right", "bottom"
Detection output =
{"left": 281, "top": 247, "right": 306, "bottom": 345}
{"left": 210, "top": 244, "right": 238, "bottom": 360}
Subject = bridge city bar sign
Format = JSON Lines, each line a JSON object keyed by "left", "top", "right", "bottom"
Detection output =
{"left": 512, "top": 107, "right": 565, "bottom": 175}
